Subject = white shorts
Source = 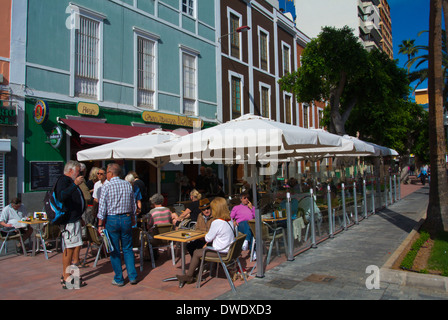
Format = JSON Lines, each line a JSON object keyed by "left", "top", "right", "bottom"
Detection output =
{"left": 60, "top": 220, "right": 83, "bottom": 249}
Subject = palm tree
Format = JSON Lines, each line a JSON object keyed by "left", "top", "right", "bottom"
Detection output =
{"left": 403, "top": 31, "right": 448, "bottom": 107}
{"left": 425, "top": 0, "right": 448, "bottom": 235}
{"left": 398, "top": 39, "right": 419, "bottom": 71}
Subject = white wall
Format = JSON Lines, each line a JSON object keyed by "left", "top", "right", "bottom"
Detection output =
{"left": 294, "top": 0, "right": 358, "bottom": 39}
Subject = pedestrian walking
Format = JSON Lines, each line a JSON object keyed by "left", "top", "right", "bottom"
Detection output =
{"left": 54, "top": 160, "right": 87, "bottom": 289}
{"left": 97, "top": 163, "right": 138, "bottom": 286}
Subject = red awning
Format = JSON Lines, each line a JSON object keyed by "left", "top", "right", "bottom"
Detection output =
{"left": 61, "top": 118, "right": 156, "bottom": 145}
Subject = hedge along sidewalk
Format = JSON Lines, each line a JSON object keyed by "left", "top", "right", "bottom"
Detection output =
{"left": 399, "top": 231, "right": 430, "bottom": 271}
{"left": 380, "top": 211, "right": 448, "bottom": 293}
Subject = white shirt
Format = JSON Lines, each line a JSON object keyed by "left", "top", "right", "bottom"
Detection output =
{"left": 0, "top": 204, "right": 30, "bottom": 228}
{"left": 205, "top": 219, "right": 235, "bottom": 253}
{"left": 93, "top": 179, "right": 109, "bottom": 201}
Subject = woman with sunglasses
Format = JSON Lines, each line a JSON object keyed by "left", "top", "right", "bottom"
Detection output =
{"left": 230, "top": 192, "right": 255, "bottom": 251}
{"left": 186, "top": 198, "right": 215, "bottom": 256}
{"left": 176, "top": 197, "right": 234, "bottom": 287}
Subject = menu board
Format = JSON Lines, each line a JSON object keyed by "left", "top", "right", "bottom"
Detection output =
{"left": 30, "top": 161, "right": 64, "bottom": 190}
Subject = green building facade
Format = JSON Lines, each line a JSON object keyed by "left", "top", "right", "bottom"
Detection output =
{"left": 19, "top": 0, "right": 219, "bottom": 209}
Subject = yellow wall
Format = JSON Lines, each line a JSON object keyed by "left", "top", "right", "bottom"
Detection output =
{"left": 415, "top": 90, "right": 428, "bottom": 105}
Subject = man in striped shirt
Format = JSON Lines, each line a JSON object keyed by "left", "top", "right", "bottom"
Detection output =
{"left": 97, "top": 163, "right": 138, "bottom": 286}
{"left": 146, "top": 193, "right": 173, "bottom": 229}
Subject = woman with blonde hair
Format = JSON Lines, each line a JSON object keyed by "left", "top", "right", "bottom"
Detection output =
{"left": 86, "top": 167, "right": 100, "bottom": 193}
{"left": 176, "top": 197, "right": 235, "bottom": 287}
{"left": 173, "top": 189, "right": 202, "bottom": 227}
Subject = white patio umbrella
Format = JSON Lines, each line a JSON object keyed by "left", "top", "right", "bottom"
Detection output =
{"left": 77, "top": 128, "right": 180, "bottom": 192}
{"left": 152, "top": 114, "right": 343, "bottom": 166}
{"left": 290, "top": 134, "right": 376, "bottom": 162}
{"left": 151, "top": 114, "right": 343, "bottom": 277}
{"left": 365, "top": 142, "right": 399, "bottom": 157}
{"left": 77, "top": 128, "right": 179, "bottom": 161}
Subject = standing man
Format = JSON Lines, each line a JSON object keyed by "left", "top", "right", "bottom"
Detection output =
{"left": 97, "top": 163, "right": 138, "bottom": 286}
{"left": 55, "top": 160, "right": 86, "bottom": 289}
{"left": 92, "top": 167, "right": 108, "bottom": 226}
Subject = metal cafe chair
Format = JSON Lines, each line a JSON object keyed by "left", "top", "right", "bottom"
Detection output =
{"left": 145, "top": 223, "right": 176, "bottom": 269}
{"left": 0, "top": 227, "right": 27, "bottom": 257}
{"left": 196, "top": 233, "right": 248, "bottom": 293}
{"left": 83, "top": 224, "right": 107, "bottom": 267}
{"left": 248, "top": 219, "right": 287, "bottom": 265}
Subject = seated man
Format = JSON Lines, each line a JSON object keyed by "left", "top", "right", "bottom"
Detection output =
{"left": 0, "top": 198, "right": 33, "bottom": 252}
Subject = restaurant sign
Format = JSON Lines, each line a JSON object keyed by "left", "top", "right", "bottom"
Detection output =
{"left": 77, "top": 101, "right": 100, "bottom": 116}
{"left": 142, "top": 111, "right": 202, "bottom": 128}
{"left": 0, "top": 106, "right": 17, "bottom": 126}
{"left": 33, "top": 100, "right": 48, "bottom": 125}
{"left": 48, "top": 126, "right": 63, "bottom": 149}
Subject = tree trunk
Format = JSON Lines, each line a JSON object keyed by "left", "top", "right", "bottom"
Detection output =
{"left": 329, "top": 73, "right": 348, "bottom": 136}
{"left": 425, "top": 0, "right": 448, "bottom": 235}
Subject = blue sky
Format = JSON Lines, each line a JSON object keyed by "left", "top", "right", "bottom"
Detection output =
{"left": 389, "top": 0, "right": 430, "bottom": 90}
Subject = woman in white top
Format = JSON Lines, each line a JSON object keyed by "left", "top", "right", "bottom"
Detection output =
{"left": 176, "top": 197, "right": 235, "bottom": 287}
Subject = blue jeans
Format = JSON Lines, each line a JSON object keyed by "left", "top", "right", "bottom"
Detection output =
{"left": 237, "top": 220, "right": 253, "bottom": 244}
{"left": 106, "top": 215, "right": 138, "bottom": 284}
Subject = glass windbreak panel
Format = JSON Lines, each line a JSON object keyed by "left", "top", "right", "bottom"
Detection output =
{"left": 250, "top": 159, "right": 397, "bottom": 273}
{"left": 253, "top": 161, "right": 382, "bottom": 259}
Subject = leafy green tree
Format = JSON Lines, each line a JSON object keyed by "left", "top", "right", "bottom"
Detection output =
{"left": 280, "top": 26, "right": 412, "bottom": 146}
{"left": 279, "top": 26, "right": 368, "bottom": 135}
{"left": 280, "top": 25, "right": 429, "bottom": 172}
{"left": 346, "top": 50, "right": 413, "bottom": 148}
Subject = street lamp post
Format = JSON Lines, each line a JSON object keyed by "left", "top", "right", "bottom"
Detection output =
{"left": 218, "top": 25, "right": 250, "bottom": 42}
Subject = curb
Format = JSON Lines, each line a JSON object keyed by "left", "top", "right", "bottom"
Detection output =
{"left": 380, "top": 209, "right": 448, "bottom": 293}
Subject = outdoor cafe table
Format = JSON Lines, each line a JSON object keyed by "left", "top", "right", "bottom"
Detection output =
{"left": 19, "top": 219, "right": 50, "bottom": 257}
{"left": 263, "top": 217, "right": 287, "bottom": 223}
{"left": 154, "top": 229, "right": 206, "bottom": 280}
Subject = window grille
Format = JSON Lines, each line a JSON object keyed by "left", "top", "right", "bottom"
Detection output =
{"left": 303, "top": 104, "right": 309, "bottom": 128}
{"left": 138, "top": 37, "right": 155, "bottom": 108}
{"left": 285, "top": 95, "right": 292, "bottom": 124}
{"left": 183, "top": 53, "right": 196, "bottom": 115}
{"left": 230, "top": 14, "right": 240, "bottom": 59}
{"left": 260, "top": 32, "right": 268, "bottom": 71}
{"left": 75, "top": 16, "right": 100, "bottom": 98}
{"left": 231, "top": 76, "right": 241, "bottom": 119}
{"left": 261, "top": 87, "right": 269, "bottom": 118}
{"left": 283, "top": 45, "right": 290, "bottom": 76}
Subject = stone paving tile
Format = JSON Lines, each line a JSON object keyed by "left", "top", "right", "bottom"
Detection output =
{"left": 217, "top": 185, "right": 448, "bottom": 301}
{"left": 2, "top": 183, "right": 447, "bottom": 301}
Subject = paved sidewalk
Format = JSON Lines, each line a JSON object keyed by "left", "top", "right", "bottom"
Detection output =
{"left": 218, "top": 185, "right": 448, "bottom": 300}
{"left": 1, "top": 182, "right": 446, "bottom": 301}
